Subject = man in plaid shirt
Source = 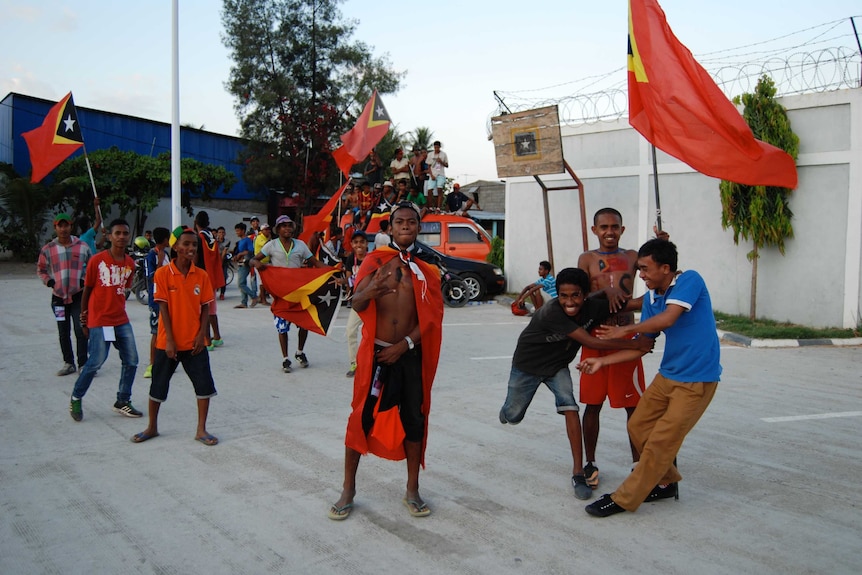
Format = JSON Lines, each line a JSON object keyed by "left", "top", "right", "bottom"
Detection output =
{"left": 37, "top": 213, "right": 91, "bottom": 376}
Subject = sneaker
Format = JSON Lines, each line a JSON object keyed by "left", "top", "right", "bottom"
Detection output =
{"left": 143, "top": 364, "right": 153, "bottom": 378}
{"left": 207, "top": 344, "right": 215, "bottom": 351}
{"left": 572, "top": 474, "right": 593, "bottom": 500}
{"left": 212, "top": 339, "right": 224, "bottom": 348}
{"left": 295, "top": 352, "right": 309, "bottom": 368}
{"left": 585, "top": 494, "right": 626, "bottom": 517}
{"left": 584, "top": 462, "right": 599, "bottom": 489}
{"left": 282, "top": 359, "right": 292, "bottom": 373}
{"left": 70, "top": 398, "right": 83, "bottom": 422}
{"left": 113, "top": 401, "right": 143, "bottom": 418}
{"left": 57, "top": 363, "right": 76, "bottom": 376}
{"left": 644, "top": 482, "right": 678, "bottom": 503}
{"left": 346, "top": 362, "right": 356, "bottom": 377}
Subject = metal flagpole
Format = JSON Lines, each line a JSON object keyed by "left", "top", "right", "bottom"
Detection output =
{"left": 651, "top": 143, "right": 663, "bottom": 232}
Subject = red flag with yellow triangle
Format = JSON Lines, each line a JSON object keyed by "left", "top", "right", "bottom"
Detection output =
{"left": 22, "top": 92, "right": 85, "bottom": 183}
{"left": 331, "top": 91, "right": 391, "bottom": 176}
{"left": 259, "top": 265, "right": 343, "bottom": 336}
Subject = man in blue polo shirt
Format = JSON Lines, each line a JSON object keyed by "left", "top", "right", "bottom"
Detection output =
{"left": 577, "top": 238, "right": 721, "bottom": 517}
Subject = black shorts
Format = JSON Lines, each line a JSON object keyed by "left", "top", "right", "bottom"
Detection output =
{"left": 361, "top": 344, "right": 424, "bottom": 442}
{"left": 149, "top": 349, "right": 218, "bottom": 402}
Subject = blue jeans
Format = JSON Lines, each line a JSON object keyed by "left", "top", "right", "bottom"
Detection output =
{"left": 499, "top": 365, "right": 579, "bottom": 424}
{"left": 237, "top": 264, "right": 257, "bottom": 305}
{"left": 72, "top": 323, "right": 138, "bottom": 402}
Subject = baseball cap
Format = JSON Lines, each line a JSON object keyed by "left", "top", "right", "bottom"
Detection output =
{"left": 383, "top": 180, "right": 393, "bottom": 188}
{"left": 250, "top": 216, "right": 260, "bottom": 222}
{"left": 53, "top": 213, "right": 72, "bottom": 225}
{"left": 260, "top": 223, "right": 271, "bottom": 230}
{"left": 275, "top": 215, "right": 294, "bottom": 227}
{"left": 169, "top": 225, "right": 194, "bottom": 248}
{"left": 373, "top": 183, "right": 382, "bottom": 189}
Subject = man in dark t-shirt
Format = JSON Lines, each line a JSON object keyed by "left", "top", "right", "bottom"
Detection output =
{"left": 499, "top": 268, "right": 653, "bottom": 501}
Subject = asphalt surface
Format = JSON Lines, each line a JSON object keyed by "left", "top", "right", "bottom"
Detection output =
{"left": 1, "top": 268, "right": 861, "bottom": 574}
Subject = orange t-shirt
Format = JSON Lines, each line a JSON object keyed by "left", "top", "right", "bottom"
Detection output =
{"left": 153, "top": 261, "right": 214, "bottom": 351}
{"left": 84, "top": 250, "right": 134, "bottom": 328}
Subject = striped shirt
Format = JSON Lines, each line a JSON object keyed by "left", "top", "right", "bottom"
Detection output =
{"left": 537, "top": 275, "right": 557, "bottom": 298}
{"left": 37, "top": 236, "right": 91, "bottom": 304}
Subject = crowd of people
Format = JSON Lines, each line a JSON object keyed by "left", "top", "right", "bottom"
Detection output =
{"left": 38, "top": 193, "right": 720, "bottom": 522}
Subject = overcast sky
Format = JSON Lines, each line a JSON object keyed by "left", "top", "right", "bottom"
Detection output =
{"left": 2, "top": 0, "right": 859, "bottom": 185}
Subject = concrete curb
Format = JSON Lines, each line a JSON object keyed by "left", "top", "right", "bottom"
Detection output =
{"left": 492, "top": 296, "right": 862, "bottom": 349}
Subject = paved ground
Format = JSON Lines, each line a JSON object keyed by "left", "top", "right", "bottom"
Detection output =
{"left": 1, "top": 267, "right": 861, "bottom": 574}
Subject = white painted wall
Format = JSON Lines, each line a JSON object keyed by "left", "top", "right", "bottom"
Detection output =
{"left": 505, "top": 88, "right": 862, "bottom": 328}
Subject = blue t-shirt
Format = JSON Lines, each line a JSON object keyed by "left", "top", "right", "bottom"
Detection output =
{"left": 537, "top": 275, "right": 557, "bottom": 298}
{"left": 79, "top": 228, "right": 97, "bottom": 255}
{"left": 641, "top": 270, "right": 721, "bottom": 382}
{"left": 237, "top": 237, "right": 255, "bottom": 260}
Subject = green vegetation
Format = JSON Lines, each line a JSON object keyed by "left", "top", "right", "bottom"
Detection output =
{"left": 720, "top": 75, "right": 800, "bottom": 319}
{"left": 487, "top": 235, "right": 504, "bottom": 269}
{"left": 714, "top": 311, "right": 858, "bottom": 339}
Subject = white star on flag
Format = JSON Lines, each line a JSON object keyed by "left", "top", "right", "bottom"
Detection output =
{"left": 63, "top": 114, "right": 76, "bottom": 132}
{"left": 317, "top": 290, "right": 338, "bottom": 307}
{"left": 376, "top": 105, "right": 386, "bottom": 118}
{"left": 377, "top": 201, "right": 390, "bottom": 212}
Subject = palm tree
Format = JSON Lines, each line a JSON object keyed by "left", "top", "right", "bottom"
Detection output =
{"left": 410, "top": 126, "right": 435, "bottom": 151}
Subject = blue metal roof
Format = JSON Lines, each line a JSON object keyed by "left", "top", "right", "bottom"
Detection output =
{"left": 1, "top": 92, "right": 260, "bottom": 200}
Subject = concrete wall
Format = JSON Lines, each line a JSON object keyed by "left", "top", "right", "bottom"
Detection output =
{"left": 504, "top": 88, "right": 862, "bottom": 328}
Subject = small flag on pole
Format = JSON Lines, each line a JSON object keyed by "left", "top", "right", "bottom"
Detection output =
{"left": 331, "top": 91, "right": 391, "bottom": 177}
{"left": 22, "top": 92, "right": 85, "bottom": 183}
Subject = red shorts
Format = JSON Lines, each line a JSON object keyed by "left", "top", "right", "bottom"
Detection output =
{"left": 579, "top": 340, "right": 646, "bottom": 408}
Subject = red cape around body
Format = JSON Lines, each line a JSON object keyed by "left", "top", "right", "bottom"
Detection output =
{"left": 343, "top": 247, "right": 443, "bottom": 466}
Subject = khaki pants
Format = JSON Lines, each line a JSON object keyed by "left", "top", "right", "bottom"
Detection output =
{"left": 346, "top": 309, "right": 362, "bottom": 364}
{"left": 612, "top": 373, "right": 717, "bottom": 511}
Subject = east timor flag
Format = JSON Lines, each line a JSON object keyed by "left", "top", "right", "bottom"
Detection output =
{"left": 628, "top": 0, "right": 797, "bottom": 189}
{"left": 331, "top": 90, "right": 391, "bottom": 176}
{"left": 298, "top": 181, "right": 349, "bottom": 244}
{"left": 260, "top": 266, "right": 343, "bottom": 336}
{"left": 22, "top": 92, "right": 85, "bottom": 183}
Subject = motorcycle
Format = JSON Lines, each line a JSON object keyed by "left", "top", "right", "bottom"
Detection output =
{"left": 126, "top": 247, "right": 149, "bottom": 304}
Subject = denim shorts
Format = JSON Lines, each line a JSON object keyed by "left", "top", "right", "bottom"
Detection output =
{"left": 499, "top": 365, "right": 579, "bottom": 424}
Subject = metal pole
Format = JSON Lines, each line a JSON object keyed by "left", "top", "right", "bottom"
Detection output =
{"left": 851, "top": 17, "right": 862, "bottom": 88}
{"left": 651, "top": 143, "right": 663, "bottom": 232}
{"left": 170, "top": 0, "right": 181, "bottom": 228}
{"left": 532, "top": 176, "right": 554, "bottom": 272}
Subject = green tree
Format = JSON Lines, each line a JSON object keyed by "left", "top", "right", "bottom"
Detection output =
{"left": 720, "top": 76, "right": 799, "bottom": 319}
{"left": 221, "top": 0, "right": 402, "bottom": 212}
{"left": 52, "top": 148, "right": 236, "bottom": 234}
{"left": 0, "top": 163, "right": 54, "bottom": 261}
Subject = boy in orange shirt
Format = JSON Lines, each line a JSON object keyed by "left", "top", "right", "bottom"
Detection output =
{"left": 132, "top": 227, "right": 218, "bottom": 446}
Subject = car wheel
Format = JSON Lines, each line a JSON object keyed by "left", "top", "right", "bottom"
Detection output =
{"left": 460, "top": 272, "right": 486, "bottom": 301}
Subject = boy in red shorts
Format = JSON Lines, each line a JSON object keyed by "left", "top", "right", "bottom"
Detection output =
{"left": 577, "top": 207, "right": 667, "bottom": 488}
{"left": 132, "top": 227, "right": 218, "bottom": 446}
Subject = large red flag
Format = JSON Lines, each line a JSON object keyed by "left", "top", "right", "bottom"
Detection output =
{"left": 259, "top": 266, "right": 343, "bottom": 336}
{"left": 331, "top": 90, "right": 391, "bottom": 176}
{"left": 298, "top": 181, "right": 349, "bottom": 244}
{"left": 627, "top": 0, "right": 797, "bottom": 188}
{"left": 22, "top": 92, "right": 85, "bottom": 183}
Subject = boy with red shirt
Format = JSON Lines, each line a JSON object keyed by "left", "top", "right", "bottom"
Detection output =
{"left": 132, "top": 227, "right": 218, "bottom": 446}
{"left": 70, "top": 219, "right": 142, "bottom": 422}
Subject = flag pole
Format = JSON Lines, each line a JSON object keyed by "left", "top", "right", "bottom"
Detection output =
{"left": 651, "top": 143, "right": 663, "bottom": 232}
{"left": 81, "top": 143, "right": 103, "bottom": 224}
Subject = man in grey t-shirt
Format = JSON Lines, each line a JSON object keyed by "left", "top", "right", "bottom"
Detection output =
{"left": 251, "top": 215, "right": 325, "bottom": 373}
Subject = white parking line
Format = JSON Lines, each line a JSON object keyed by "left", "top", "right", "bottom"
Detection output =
{"left": 761, "top": 411, "right": 862, "bottom": 423}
